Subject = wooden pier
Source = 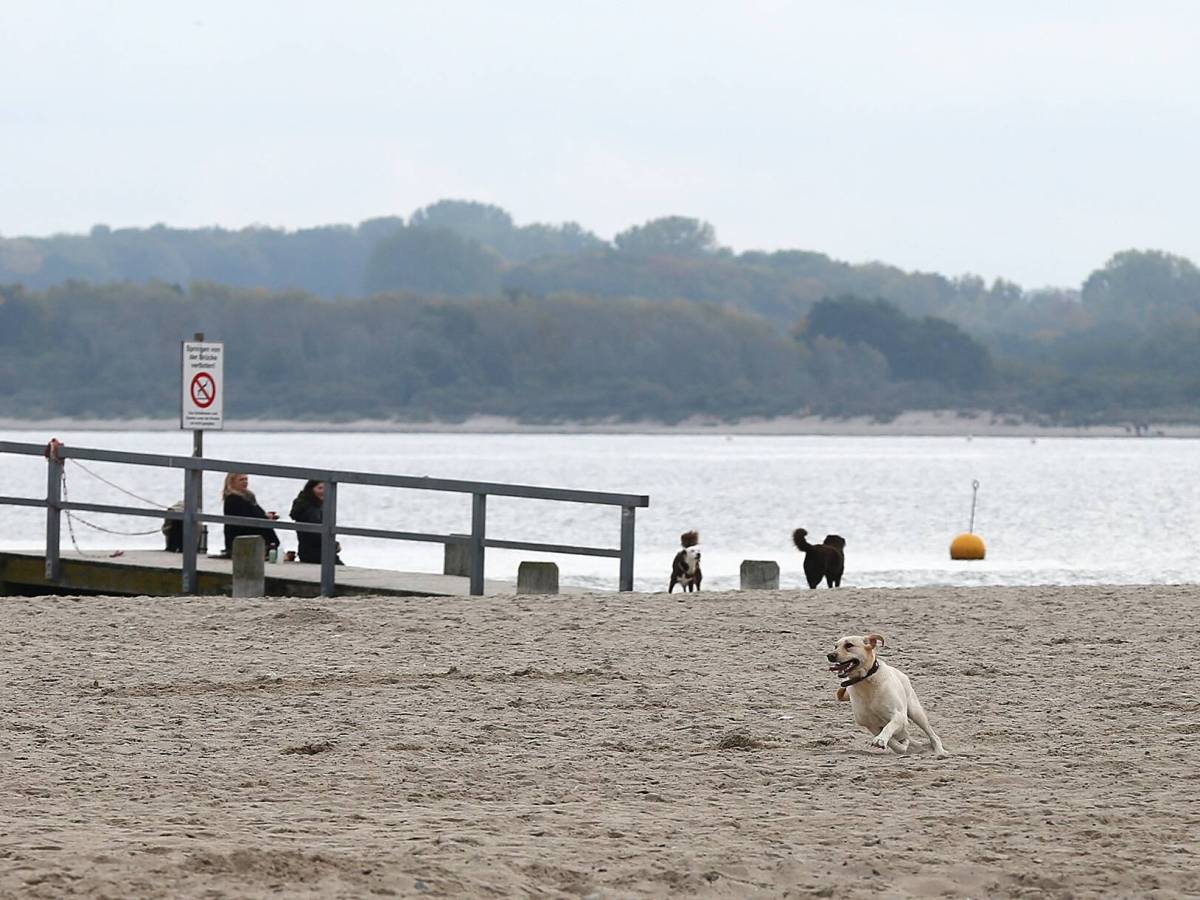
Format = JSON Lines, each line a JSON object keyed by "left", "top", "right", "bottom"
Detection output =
{"left": 0, "top": 439, "right": 649, "bottom": 599}
{"left": 0, "top": 550, "right": 514, "bottom": 598}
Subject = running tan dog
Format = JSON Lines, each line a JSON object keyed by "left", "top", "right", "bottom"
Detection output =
{"left": 826, "top": 633, "right": 947, "bottom": 756}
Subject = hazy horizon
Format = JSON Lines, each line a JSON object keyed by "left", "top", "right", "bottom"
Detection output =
{"left": 3, "top": 1, "right": 1198, "bottom": 289}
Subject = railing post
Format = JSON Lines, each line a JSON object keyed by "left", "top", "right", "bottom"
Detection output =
{"left": 320, "top": 480, "right": 338, "bottom": 597}
{"left": 469, "top": 492, "right": 487, "bottom": 596}
{"left": 45, "top": 450, "right": 62, "bottom": 582}
{"left": 619, "top": 505, "right": 636, "bottom": 591}
{"left": 181, "top": 464, "right": 200, "bottom": 594}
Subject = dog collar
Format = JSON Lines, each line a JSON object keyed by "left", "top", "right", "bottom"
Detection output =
{"left": 840, "top": 660, "right": 879, "bottom": 688}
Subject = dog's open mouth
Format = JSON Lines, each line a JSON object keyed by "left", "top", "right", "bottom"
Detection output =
{"left": 828, "top": 659, "right": 859, "bottom": 677}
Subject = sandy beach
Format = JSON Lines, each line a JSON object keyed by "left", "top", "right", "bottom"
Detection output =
{"left": 1, "top": 585, "right": 1197, "bottom": 898}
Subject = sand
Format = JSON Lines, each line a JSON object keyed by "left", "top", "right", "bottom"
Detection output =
{"left": 1, "top": 585, "right": 1197, "bottom": 899}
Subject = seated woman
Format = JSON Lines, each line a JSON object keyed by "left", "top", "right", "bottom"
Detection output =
{"left": 222, "top": 472, "right": 279, "bottom": 557}
{"left": 289, "top": 480, "right": 343, "bottom": 564}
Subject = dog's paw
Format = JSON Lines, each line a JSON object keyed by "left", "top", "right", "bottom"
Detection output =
{"left": 836, "top": 687, "right": 848, "bottom": 702}
{"left": 869, "top": 735, "right": 889, "bottom": 751}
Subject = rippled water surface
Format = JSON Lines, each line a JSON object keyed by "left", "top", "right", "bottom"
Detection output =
{"left": 2, "top": 430, "right": 1198, "bottom": 591}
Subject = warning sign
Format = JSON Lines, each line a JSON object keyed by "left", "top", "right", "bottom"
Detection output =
{"left": 181, "top": 341, "right": 224, "bottom": 430}
{"left": 191, "top": 372, "right": 216, "bottom": 408}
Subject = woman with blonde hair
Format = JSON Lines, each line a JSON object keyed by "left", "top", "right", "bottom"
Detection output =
{"left": 222, "top": 473, "right": 280, "bottom": 557}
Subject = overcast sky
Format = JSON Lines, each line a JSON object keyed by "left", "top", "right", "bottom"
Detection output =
{"left": 2, "top": 1, "right": 1197, "bottom": 288}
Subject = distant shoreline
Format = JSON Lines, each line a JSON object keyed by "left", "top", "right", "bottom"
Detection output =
{"left": 3, "top": 410, "right": 1198, "bottom": 438}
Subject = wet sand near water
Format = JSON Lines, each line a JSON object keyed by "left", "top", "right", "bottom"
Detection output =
{"left": 1, "top": 585, "right": 1197, "bottom": 898}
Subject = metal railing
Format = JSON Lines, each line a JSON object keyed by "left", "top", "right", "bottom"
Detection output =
{"left": 0, "top": 440, "right": 649, "bottom": 596}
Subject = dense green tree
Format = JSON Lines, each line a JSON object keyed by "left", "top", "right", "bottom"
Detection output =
{"left": 1082, "top": 249, "right": 1200, "bottom": 327}
{"left": 363, "top": 227, "right": 503, "bottom": 297}
{"left": 804, "top": 296, "right": 993, "bottom": 389}
{"left": 613, "top": 216, "right": 721, "bottom": 257}
{"left": 409, "top": 200, "right": 603, "bottom": 263}
{"left": 410, "top": 200, "right": 514, "bottom": 241}
{"left": 0, "top": 285, "right": 36, "bottom": 346}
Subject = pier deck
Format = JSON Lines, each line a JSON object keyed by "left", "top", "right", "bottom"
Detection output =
{"left": 0, "top": 550, "right": 514, "bottom": 598}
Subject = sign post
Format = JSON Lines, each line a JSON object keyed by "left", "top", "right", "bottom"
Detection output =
{"left": 182, "top": 337, "right": 223, "bottom": 431}
{"left": 181, "top": 335, "right": 223, "bottom": 568}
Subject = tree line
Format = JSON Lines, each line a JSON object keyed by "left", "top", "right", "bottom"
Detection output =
{"left": 1, "top": 274, "right": 1196, "bottom": 424}
{"left": 5, "top": 200, "right": 1197, "bottom": 337}
{"left": 1, "top": 200, "right": 1198, "bottom": 423}
{"left": 0, "top": 201, "right": 1043, "bottom": 334}
{"left": 0, "top": 283, "right": 818, "bottom": 421}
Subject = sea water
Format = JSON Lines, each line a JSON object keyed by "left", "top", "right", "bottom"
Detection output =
{"left": 1, "top": 430, "right": 1197, "bottom": 591}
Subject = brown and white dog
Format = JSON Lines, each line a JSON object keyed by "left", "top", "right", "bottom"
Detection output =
{"left": 668, "top": 530, "right": 702, "bottom": 593}
{"left": 793, "top": 528, "right": 846, "bottom": 588}
{"left": 826, "top": 633, "right": 947, "bottom": 756}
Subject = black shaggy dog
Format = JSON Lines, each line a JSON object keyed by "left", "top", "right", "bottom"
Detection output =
{"left": 792, "top": 528, "right": 846, "bottom": 588}
{"left": 669, "top": 530, "right": 702, "bottom": 593}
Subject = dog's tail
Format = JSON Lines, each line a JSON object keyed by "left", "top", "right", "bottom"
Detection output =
{"left": 680, "top": 530, "right": 699, "bottom": 548}
{"left": 792, "top": 527, "right": 813, "bottom": 551}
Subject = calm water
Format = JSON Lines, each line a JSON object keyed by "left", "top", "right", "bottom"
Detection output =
{"left": 1, "top": 430, "right": 1198, "bottom": 591}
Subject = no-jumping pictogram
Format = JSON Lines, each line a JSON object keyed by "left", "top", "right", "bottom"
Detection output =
{"left": 190, "top": 372, "right": 216, "bottom": 409}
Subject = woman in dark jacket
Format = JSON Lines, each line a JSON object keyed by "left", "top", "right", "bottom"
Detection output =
{"left": 290, "top": 480, "right": 342, "bottom": 564}
{"left": 222, "top": 472, "right": 279, "bottom": 556}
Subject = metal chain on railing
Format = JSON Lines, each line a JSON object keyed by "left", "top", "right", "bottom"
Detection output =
{"left": 60, "top": 469, "right": 104, "bottom": 557}
{"left": 68, "top": 458, "right": 169, "bottom": 508}
{"left": 60, "top": 467, "right": 163, "bottom": 545}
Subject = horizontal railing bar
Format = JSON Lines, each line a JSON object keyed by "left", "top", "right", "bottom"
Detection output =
{"left": 196, "top": 514, "right": 467, "bottom": 546}
{"left": 196, "top": 513, "right": 321, "bottom": 533}
{"left": 483, "top": 538, "right": 622, "bottom": 558}
{"left": 15, "top": 500, "right": 476, "bottom": 548}
{"left": 0, "top": 442, "right": 44, "bottom": 454}
{"left": 0, "top": 495, "right": 49, "bottom": 509}
{"left": 336, "top": 526, "right": 470, "bottom": 544}
{"left": 62, "top": 501, "right": 183, "bottom": 520}
{"left": 0, "top": 441, "right": 649, "bottom": 508}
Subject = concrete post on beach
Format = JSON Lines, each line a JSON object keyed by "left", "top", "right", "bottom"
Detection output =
{"left": 517, "top": 561, "right": 559, "bottom": 594}
{"left": 740, "top": 560, "right": 780, "bottom": 590}
{"left": 44, "top": 441, "right": 63, "bottom": 582}
{"left": 231, "top": 536, "right": 265, "bottom": 598}
{"left": 444, "top": 534, "right": 470, "bottom": 577}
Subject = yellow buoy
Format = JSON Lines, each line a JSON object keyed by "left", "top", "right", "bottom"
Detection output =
{"left": 950, "top": 532, "right": 986, "bottom": 560}
{"left": 950, "top": 479, "right": 986, "bottom": 559}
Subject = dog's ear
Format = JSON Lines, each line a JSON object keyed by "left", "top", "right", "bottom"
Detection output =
{"left": 864, "top": 633, "right": 885, "bottom": 649}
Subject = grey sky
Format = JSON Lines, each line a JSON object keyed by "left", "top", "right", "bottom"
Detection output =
{"left": 2, "top": 1, "right": 1197, "bottom": 288}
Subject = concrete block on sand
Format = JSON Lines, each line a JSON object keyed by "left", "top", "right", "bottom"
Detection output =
{"left": 740, "top": 559, "right": 780, "bottom": 590}
{"left": 231, "top": 536, "right": 265, "bottom": 598}
{"left": 444, "top": 535, "right": 470, "bottom": 577}
{"left": 517, "top": 561, "right": 558, "bottom": 594}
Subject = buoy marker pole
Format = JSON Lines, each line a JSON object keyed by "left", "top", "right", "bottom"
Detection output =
{"left": 950, "top": 480, "right": 986, "bottom": 560}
